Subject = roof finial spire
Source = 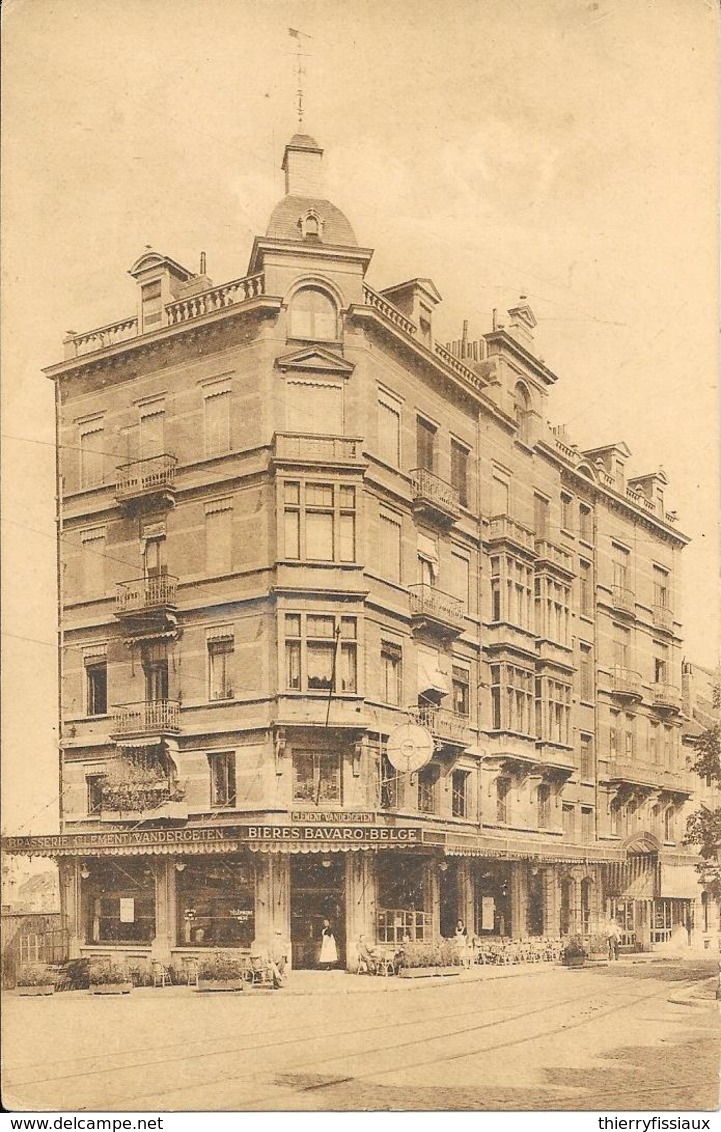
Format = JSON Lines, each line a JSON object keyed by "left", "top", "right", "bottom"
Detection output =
{"left": 288, "top": 28, "right": 312, "bottom": 128}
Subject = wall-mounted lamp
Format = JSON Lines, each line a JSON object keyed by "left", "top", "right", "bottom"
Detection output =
{"left": 322, "top": 858, "right": 332, "bottom": 869}
{"left": 80, "top": 864, "right": 90, "bottom": 880}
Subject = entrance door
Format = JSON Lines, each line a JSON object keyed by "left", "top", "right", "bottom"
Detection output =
{"left": 290, "top": 856, "right": 346, "bottom": 969}
{"left": 440, "top": 861, "right": 460, "bottom": 938}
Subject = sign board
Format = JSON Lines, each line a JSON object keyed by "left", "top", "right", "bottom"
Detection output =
{"left": 291, "top": 811, "right": 374, "bottom": 823}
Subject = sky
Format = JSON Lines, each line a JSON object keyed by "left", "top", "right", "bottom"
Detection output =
{"left": 2, "top": 0, "right": 719, "bottom": 836}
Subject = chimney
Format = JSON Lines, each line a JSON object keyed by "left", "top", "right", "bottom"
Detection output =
{"left": 282, "top": 134, "right": 324, "bottom": 197}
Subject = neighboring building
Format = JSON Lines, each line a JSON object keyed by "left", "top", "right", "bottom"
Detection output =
{"left": 682, "top": 660, "right": 721, "bottom": 945}
{"left": 5, "top": 131, "right": 706, "bottom": 967}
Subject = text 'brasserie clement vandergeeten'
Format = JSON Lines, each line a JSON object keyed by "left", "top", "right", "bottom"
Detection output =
{"left": 7, "top": 130, "right": 714, "bottom": 971}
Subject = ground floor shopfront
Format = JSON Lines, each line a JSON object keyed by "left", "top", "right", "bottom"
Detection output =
{"left": 6, "top": 825, "right": 711, "bottom": 970}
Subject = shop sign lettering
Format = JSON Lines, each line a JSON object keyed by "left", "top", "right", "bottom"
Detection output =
{"left": 247, "top": 826, "right": 419, "bottom": 843}
{"left": 291, "top": 811, "right": 375, "bottom": 823}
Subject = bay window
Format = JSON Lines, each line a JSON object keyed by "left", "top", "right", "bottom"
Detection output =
{"left": 284, "top": 612, "right": 358, "bottom": 694}
{"left": 490, "top": 554, "right": 533, "bottom": 629}
{"left": 282, "top": 480, "right": 356, "bottom": 563}
{"left": 490, "top": 663, "right": 534, "bottom": 735}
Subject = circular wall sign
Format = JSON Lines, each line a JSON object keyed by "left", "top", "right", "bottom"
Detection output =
{"left": 385, "top": 723, "right": 434, "bottom": 774}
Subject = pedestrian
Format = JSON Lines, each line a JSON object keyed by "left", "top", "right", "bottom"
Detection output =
{"left": 270, "top": 928, "right": 288, "bottom": 989}
{"left": 319, "top": 918, "right": 338, "bottom": 970}
{"left": 607, "top": 918, "right": 621, "bottom": 961}
{"left": 454, "top": 919, "right": 470, "bottom": 967}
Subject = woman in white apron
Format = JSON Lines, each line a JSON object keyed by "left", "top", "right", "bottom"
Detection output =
{"left": 319, "top": 918, "right": 338, "bottom": 969}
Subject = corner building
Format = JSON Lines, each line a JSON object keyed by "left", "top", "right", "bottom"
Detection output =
{"left": 23, "top": 132, "right": 703, "bottom": 969}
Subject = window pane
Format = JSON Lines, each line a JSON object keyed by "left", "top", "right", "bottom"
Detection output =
{"left": 307, "top": 615, "right": 335, "bottom": 638}
{"left": 340, "top": 645, "right": 357, "bottom": 692}
{"left": 379, "top": 516, "right": 401, "bottom": 582}
{"left": 416, "top": 419, "right": 436, "bottom": 472}
{"left": 293, "top": 752, "right": 316, "bottom": 801}
{"left": 205, "top": 509, "right": 233, "bottom": 575}
{"left": 290, "top": 289, "right": 337, "bottom": 340}
{"left": 284, "top": 481, "right": 300, "bottom": 505}
{"left": 82, "top": 535, "right": 105, "bottom": 595}
{"left": 306, "top": 483, "right": 334, "bottom": 507}
{"left": 318, "top": 756, "right": 341, "bottom": 802}
{"left": 306, "top": 511, "right": 334, "bottom": 559}
{"left": 286, "top": 382, "right": 343, "bottom": 435}
{"left": 307, "top": 643, "right": 334, "bottom": 689}
{"left": 204, "top": 392, "right": 231, "bottom": 457}
{"left": 286, "top": 641, "right": 301, "bottom": 690}
{"left": 140, "top": 410, "right": 165, "bottom": 459}
{"left": 86, "top": 664, "right": 107, "bottom": 715}
{"left": 339, "top": 512, "right": 355, "bottom": 562}
{"left": 378, "top": 400, "right": 400, "bottom": 466}
{"left": 80, "top": 427, "right": 105, "bottom": 488}
{"left": 284, "top": 509, "right": 300, "bottom": 559}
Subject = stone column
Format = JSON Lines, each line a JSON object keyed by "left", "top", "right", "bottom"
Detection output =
{"left": 509, "top": 862, "right": 528, "bottom": 938}
{"left": 59, "top": 858, "right": 81, "bottom": 958}
{"left": 424, "top": 859, "right": 441, "bottom": 940}
{"left": 254, "top": 853, "right": 291, "bottom": 961}
{"left": 345, "top": 852, "right": 377, "bottom": 971}
{"left": 543, "top": 868, "right": 559, "bottom": 937}
{"left": 150, "top": 858, "right": 174, "bottom": 963}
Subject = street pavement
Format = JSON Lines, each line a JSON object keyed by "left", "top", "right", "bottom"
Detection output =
{"left": 2, "top": 957, "right": 719, "bottom": 1112}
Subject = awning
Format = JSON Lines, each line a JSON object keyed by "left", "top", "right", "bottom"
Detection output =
{"left": 660, "top": 863, "right": 701, "bottom": 899}
{"left": 417, "top": 647, "right": 449, "bottom": 697}
{"left": 417, "top": 532, "right": 439, "bottom": 573}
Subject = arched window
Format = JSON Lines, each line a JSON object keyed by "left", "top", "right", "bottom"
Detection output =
{"left": 289, "top": 287, "right": 337, "bottom": 341}
{"left": 514, "top": 382, "right": 532, "bottom": 444}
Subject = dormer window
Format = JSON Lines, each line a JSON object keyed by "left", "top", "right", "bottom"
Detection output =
{"left": 289, "top": 286, "right": 338, "bottom": 341}
{"left": 299, "top": 210, "right": 324, "bottom": 242}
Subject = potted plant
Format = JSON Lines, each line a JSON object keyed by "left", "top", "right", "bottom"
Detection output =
{"left": 396, "top": 940, "right": 463, "bottom": 979}
{"left": 196, "top": 951, "right": 246, "bottom": 992}
{"left": 88, "top": 960, "right": 133, "bottom": 995}
{"left": 561, "top": 935, "right": 587, "bottom": 968}
{"left": 16, "top": 963, "right": 56, "bottom": 996}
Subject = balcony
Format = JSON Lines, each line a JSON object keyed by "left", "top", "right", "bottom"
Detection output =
{"left": 651, "top": 682, "right": 681, "bottom": 714}
{"left": 487, "top": 515, "right": 536, "bottom": 556}
{"left": 611, "top": 584, "right": 635, "bottom": 617}
{"left": 534, "top": 538, "right": 574, "bottom": 577}
{"left": 411, "top": 704, "right": 470, "bottom": 748}
{"left": 653, "top": 604, "right": 674, "bottom": 633}
{"left": 101, "top": 780, "right": 174, "bottom": 815}
{"left": 408, "top": 584, "right": 465, "bottom": 637}
{"left": 272, "top": 432, "right": 365, "bottom": 468}
{"left": 115, "top": 454, "right": 176, "bottom": 510}
{"left": 610, "top": 667, "right": 642, "bottom": 701}
{"left": 110, "top": 700, "right": 180, "bottom": 739}
{"left": 410, "top": 468, "right": 461, "bottom": 526}
{"left": 115, "top": 575, "right": 178, "bottom": 620}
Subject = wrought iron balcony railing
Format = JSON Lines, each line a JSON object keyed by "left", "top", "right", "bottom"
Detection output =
{"left": 115, "top": 454, "right": 176, "bottom": 504}
{"left": 652, "top": 604, "right": 674, "bottom": 632}
{"left": 115, "top": 575, "right": 178, "bottom": 617}
{"left": 111, "top": 700, "right": 180, "bottom": 737}
{"left": 411, "top": 704, "right": 470, "bottom": 746}
{"left": 652, "top": 683, "right": 681, "bottom": 712}
{"left": 611, "top": 584, "right": 635, "bottom": 615}
{"left": 410, "top": 468, "right": 462, "bottom": 519}
{"left": 610, "top": 667, "right": 642, "bottom": 700}
{"left": 408, "top": 584, "right": 465, "bottom": 631}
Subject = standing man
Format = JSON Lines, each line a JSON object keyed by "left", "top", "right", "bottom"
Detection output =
{"left": 607, "top": 918, "right": 622, "bottom": 961}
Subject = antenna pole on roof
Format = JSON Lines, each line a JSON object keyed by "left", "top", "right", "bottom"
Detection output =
{"left": 288, "top": 28, "right": 312, "bottom": 128}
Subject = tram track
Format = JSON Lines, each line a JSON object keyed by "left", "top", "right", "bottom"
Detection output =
{"left": 98, "top": 978, "right": 692, "bottom": 1111}
{"left": 5, "top": 982, "right": 589, "bottom": 1092}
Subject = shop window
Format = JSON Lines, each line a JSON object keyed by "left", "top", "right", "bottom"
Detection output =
{"left": 380, "top": 751, "right": 398, "bottom": 810}
{"left": 208, "top": 635, "right": 234, "bottom": 701}
{"left": 496, "top": 776, "right": 511, "bottom": 824}
{"left": 377, "top": 394, "right": 401, "bottom": 467}
{"left": 450, "top": 440, "right": 470, "bottom": 508}
{"left": 86, "top": 661, "right": 107, "bottom": 716}
{"left": 452, "top": 769, "right": 470, "bottom": 818}
{"left": 83, "top": 860, "right": 155, "bottom": 944}
{"left": 289, "top": 287, "right": 337, "bottom": 340}
{"left": 417, "top": 764, "right": 439, "bottom": 814}
{"left": 416, "top": 417, "right": 437, "bottom": 473}
{"left": 208, "top": 751, "right": 236, "bottom": 807}
{"left": 380, "top": 641, "right": 402, "bottom": 706}
{"left": 376, "top": 855, "right": 428, "bottom": 943}
{"left": 282, "top": 480, "right": 356, "bottom": 563}
{"left": 284, "top": 613, "right": 357, "bottom": 694}
{"left": 177, "top": 860, "right": 255, "bottom": 948}
{"left": 293, "top": 750, "right": 342, "bottom": 804}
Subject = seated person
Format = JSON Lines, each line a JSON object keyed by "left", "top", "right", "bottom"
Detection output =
{"left": 357, "top": 934, "right": 381, "bottom": 974}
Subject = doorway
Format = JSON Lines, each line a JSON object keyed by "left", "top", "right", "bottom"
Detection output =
{"left": 290, "top": 855, "right": 346, "bottom": 969}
